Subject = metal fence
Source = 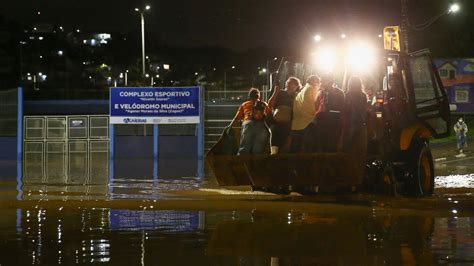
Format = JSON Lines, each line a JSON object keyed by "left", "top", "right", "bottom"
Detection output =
{"left": 23, "top": 115, "right": 109, "bottom": 185}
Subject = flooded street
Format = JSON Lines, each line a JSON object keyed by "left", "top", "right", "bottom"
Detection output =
{"left": 0, "top": 161, "right": 473, "bottom": 265}
{"left": 2, "top": 0, "right": 473, "bottom": 263}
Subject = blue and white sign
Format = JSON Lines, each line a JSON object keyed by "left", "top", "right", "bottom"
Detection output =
{"left": 109, "top": 210, "right": 201, "bottom": 232}
{"left": 110, "top": 87, "right": 200, "bottom": 124}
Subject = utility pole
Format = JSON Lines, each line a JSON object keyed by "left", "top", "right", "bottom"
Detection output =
{"left": 134, "top": 5, "right": 151, "bottom": 76}
{"left": 19, "top": 43, "right": 23, "bottom": 83}
{"left": 400, "top": 0, "right": 409, "bottom": 53}
{"left": 141, "top": 12, "right": 146, "bottom": 76}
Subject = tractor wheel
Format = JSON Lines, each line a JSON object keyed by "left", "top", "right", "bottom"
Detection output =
{"left": 407, "top": 146, "right": 434, "bottom": 196}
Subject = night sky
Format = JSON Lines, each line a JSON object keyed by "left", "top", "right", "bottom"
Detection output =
{"left": 1, "top": 0, "right": 472, "bottom": 55}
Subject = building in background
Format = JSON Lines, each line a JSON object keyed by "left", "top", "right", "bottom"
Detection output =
{"left": 435, "top": 58, "right": 474, "bottom": 113}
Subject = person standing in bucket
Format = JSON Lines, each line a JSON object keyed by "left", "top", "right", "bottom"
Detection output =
{"left": 342, "top": 76, "right": 368, "bottom": 152}
{"left": 311, "top": 73, "right": 345, "bottom": 152}
{"left": 454, "top": 117, "right": 468, "bottom": 153}
{"left": 290, "top": 75, "right": 321, "bottom": 153}
{"left": 268, "top": 77, "right": 301, "bottom": 154}
{"left": 230, "top": 88, "right": 274, "bottom": 155}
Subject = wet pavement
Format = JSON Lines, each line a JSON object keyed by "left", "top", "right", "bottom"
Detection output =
{"left": 0, "top": 161, "right": 473, "bottom": 265}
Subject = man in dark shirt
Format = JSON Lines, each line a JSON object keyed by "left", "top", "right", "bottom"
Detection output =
{"left": 312, "top": 73, "right": 345, "bottom": 152}
{"left": 268, "top": 77, "right": 301, "bottom": 154}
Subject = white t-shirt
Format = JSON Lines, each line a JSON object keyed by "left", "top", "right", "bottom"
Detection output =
{"left": 291, "top": 84, "right": 317, "bottom": 131}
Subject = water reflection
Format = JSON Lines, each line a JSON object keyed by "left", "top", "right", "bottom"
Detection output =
{"left": 0, "top": 206, "right": 473, "bottom": 265}
{"left": 432, "top": 217, "right": 474, "bottom": 264}
{"left": 18, "top": 176, "right": 208, "bottom": 201}
{"left": 208, "top": 210, "right": 474, "bottom": 265}
{"left": 1, "top": 207, "right": 206, "bottom": 265}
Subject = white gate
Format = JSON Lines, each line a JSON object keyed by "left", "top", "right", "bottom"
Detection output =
{"left": 23, "top": 115, "right": 109, "bottom": 185}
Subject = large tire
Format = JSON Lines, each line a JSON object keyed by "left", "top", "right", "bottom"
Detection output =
{"left": 408, "top": 146, "right": 435, "bottom": 196}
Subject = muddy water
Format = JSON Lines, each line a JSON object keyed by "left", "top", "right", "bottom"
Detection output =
{"left": 0, "top": 162, "right": 473, "bottom": 265}
{"left": 435, "top": 157, "right": 474, "bottom": 190}
{"left": 0, "top": 199, "right": 473, "bottom": 265}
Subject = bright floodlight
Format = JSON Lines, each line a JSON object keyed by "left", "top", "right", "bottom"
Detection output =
{"left": 346, "top": 42, "right": 376, "bottom": 73}
{"left": 314, "top": 34, "right": 322, "bottom": 42}
{"left": 313, "top": 47, "right": 336, "bottom": 71}
{"left": 448, "top": 3, "right": 460, "bottom": 13}
{"left": 145, "top": 5, "right": 151, "bottom": 10}
{"left": 341, "top": 33, "right": 346, "bottom": 39}
{"left": 134, "top": 8, "right": 139, "bottom": 12}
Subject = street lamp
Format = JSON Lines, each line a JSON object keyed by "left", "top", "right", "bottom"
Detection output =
{"left": 401, "top": 1, "right": 460, "bottom": 52}
{"left": 410, "top": 3, "right": 461, "bottom": 30}
{"left": 448, "top": 3, "right": 460, "bottom": 14}
{"left": 134, "top": 4, "right": 151, "bottom": 76}
{"left": 223, "top": 65, "right": 236, "bottom": 99}
{"left": 313, "top": 34, "right": 322, "bottom": 42}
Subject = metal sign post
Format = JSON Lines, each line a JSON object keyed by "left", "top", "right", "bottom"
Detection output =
{"left": 17, "top": 87, "right": 23, "bottom": 200}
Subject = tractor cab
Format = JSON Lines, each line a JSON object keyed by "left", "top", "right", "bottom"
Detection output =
{"left": 379, "top": 50, "right": 450, "bottom": 139}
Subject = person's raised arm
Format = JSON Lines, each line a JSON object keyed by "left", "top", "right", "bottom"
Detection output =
{"left": 267, "top": 84, "right": 281, "bottom": 109}
{"left": 229, "top": 104, "right": 243, "bottom": 127}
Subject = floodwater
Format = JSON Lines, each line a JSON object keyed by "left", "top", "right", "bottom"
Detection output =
{"left": 0, "top": 161, "right": 473, "bottom": 265}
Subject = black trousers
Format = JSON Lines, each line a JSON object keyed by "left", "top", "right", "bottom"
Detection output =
{"left": 312, "top": 113, "right": 341, "bottom": 153}
{"left": 290, "top": 124, "right": 314, "bottom": 153}
{"left": 270, "top": 123, "right": 291, "bottom": 148}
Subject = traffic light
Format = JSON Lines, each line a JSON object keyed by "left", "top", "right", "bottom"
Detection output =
{"left": 383, "top": 26, "right": 401, "bottom": 51}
